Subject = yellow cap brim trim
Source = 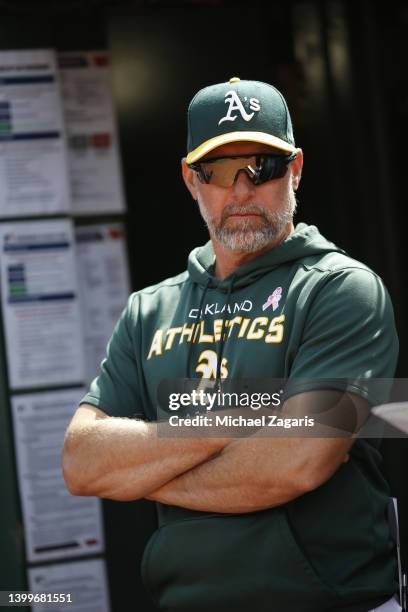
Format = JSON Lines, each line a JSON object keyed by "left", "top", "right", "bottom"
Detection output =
{"left": 186, "top": 131, "right": 296, "bottom": 164}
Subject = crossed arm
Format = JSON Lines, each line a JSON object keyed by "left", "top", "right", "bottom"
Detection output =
{"left": 62, "top": 391, "right": 365, "bottom": 513}
{"left": 145, "top": 433, "right": 353, "bottom": 513}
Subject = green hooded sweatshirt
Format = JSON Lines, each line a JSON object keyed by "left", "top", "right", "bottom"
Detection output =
{"left": 80, "top": 223, "right": 399, "bottom": 612}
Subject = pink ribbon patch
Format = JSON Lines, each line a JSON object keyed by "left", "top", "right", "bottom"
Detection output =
{"left": 262, "top": 287, "right": 282, "bottom": 312}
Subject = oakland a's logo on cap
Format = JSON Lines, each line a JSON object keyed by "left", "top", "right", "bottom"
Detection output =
{"left": 218, "top": 90, "right": 261, "bottom": 126}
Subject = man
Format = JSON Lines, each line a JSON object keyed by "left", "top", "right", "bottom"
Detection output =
{"left": 62, "top": 78, "right": 401, "bottom": 612}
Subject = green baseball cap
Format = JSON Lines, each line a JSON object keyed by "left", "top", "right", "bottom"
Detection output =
{"left": 186, "top": 77, "right": 296, "bottom": 164}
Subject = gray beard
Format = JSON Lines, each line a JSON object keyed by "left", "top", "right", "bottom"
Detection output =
{"left": 198, "top": 190, "right": 297, "bottom": 253}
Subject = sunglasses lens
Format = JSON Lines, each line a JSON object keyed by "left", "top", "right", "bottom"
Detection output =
{"left": 258, "top": 156, "right": 289, "bottom": 182}
{"left": 199, "top": 157, "right": 256, "bottom": 188}
{"left": 196, "top": 154, "right": 293, "bottom": 187}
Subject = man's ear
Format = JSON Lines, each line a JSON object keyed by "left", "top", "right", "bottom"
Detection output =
{"left": 181, "top": 158, "right": 198, "bottom": 200}
{"left": 291, "top": 148, "right": 303, "bottom": 192}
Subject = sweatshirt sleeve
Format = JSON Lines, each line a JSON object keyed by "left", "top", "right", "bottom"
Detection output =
{"left": 79, "top": 292, "right": 145, "bottom": 419}
{"left": 286, "top": 267, "right": 399, "bottom": 405}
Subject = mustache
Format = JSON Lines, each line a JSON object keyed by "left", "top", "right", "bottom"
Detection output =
{"left": 221, "top": 203, "right": 269, "bottom": 221}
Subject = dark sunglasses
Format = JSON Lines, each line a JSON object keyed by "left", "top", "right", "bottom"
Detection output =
{"left": 188, "top": 152, "right": 297, "bottom": 188}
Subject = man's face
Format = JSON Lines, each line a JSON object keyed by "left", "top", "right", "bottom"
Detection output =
{"left": 182, "top": 142, "right": 303, "bottom": 253}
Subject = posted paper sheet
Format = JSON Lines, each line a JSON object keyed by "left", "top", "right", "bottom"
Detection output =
{"left": 75, "top": 222, "right": 130, "bottom": 384}
{"left": 0, "top": 219, "right": 85, "bottom": 389}
{"left": 11, "top": 388, "right": 105, "bottom": 564}
{"left": 0, "top": 49, "right": 70, "bottom": 217}
{"left": 59, "top": 51, "right": 125, "bottom": 215}
{"left": 28, "top": 557, "right": 110, "bottom": 612}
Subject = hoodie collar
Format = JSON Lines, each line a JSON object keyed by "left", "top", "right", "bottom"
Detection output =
{"left": 187, "top": 222, "right": 345, "bottom": 291}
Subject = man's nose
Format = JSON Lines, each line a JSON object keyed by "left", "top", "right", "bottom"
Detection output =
{"left": 230, "top": 169, "right": 256, "bottom": 198}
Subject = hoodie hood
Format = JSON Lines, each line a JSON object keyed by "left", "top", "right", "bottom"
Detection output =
{"left": 187, "top": 222, "right": 346, "bottom": 291}
{"left": 186, "top": 222, "right": 347, "bottom": 382}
